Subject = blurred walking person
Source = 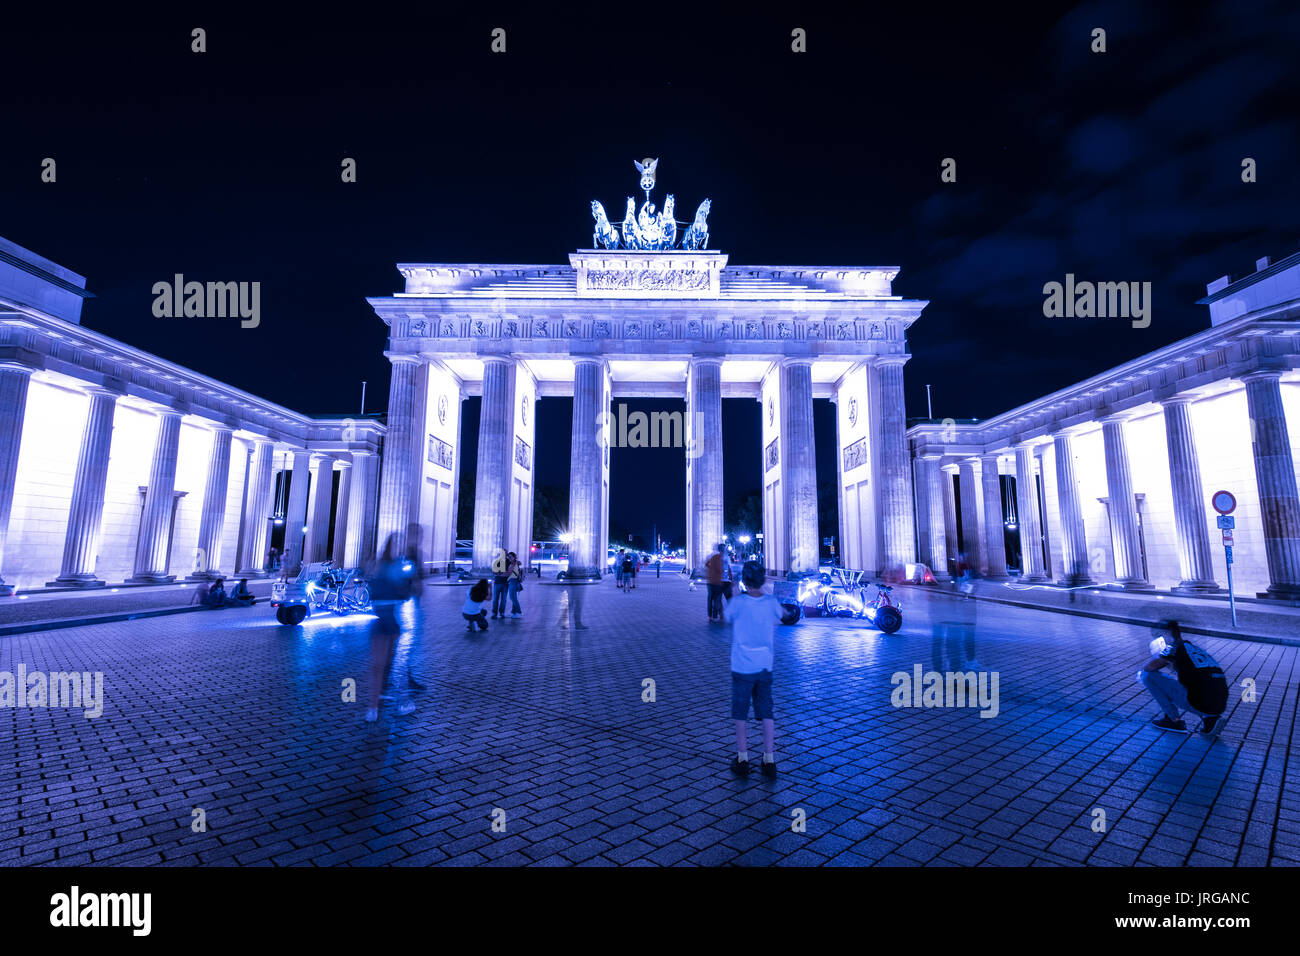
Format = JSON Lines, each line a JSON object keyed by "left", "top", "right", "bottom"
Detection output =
{"left": 365, "top": 533, "right": 418, "bottom": 722}
{"left": 402, "top": 522, "right": 428, "bottom": 691}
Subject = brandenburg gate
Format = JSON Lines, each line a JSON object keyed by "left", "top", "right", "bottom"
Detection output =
{"left": 366, "top": 161, "right": 929, "bottom": 578}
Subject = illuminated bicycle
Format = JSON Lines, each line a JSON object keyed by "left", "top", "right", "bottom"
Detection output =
{"left": 794, "top": 568, "right": 904, "bottom": 634}
{"left": 271, "top": 560, "right": 371, "bottom": 624}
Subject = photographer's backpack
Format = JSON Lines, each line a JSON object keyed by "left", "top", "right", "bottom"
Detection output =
{"left": 1173, "top": 638, "right": 1229, "bottom": 716}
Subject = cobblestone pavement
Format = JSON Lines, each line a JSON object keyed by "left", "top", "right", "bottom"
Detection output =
{"left": 1, "top": 574, "right": 1295, "bottom": 866}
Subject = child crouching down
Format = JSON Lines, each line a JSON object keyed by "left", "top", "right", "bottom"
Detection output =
{"left": 463, "top": 578, "right": 490, "bottom": 631}
{"left": 724, "top": 560, "right": 785, "bottom": 778}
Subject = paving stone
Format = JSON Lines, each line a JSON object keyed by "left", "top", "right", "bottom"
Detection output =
{"left": 1, "top": 579, "right": 1291, "bottom": 867}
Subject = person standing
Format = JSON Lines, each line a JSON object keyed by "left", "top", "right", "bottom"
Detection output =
{"left": 490, "top": 548, "right": 510, "bottom": 618}
{"left": 507, "top": 551, "right": 524, "bottom": 617}
{"left": 614, "top": 549, "right": 626, "bottom": 588}
{"left": 724, "top": 560, "right": 784, "bottom": 778}
{"left": 705, "top": 543, "right": 725, "bottom": 622}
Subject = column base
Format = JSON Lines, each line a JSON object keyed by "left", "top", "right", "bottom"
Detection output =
{"left": 1258, "top": 585, "right": 1300, "bottom": 602}
{"left": 1021, "top": 572, "right": 1051, "bottom": 583}
{"left": 126, "top": 573, "right": 176, "bottom": 585}
{"left": 46, "top": 575, "right": 107, "bottom": 589}
{"left": 1119, "top": 580, "right": 1156, "bottom": 591}
{"left": 1058, "top": 575, "right": 1094, "bottom": 587}
{"left": 235, "top": 569, "right": 270, "bottom": 579}
{"left": 1171, "top": 582, "right": 1221, "bottom": 595}
{"left": 0, "top": 583, "right": 14, "bottom": 597}
{"left": 186, "top": 571, "right": 227, "bottom": 583}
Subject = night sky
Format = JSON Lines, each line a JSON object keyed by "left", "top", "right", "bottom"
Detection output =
{"left": 6, "top": 3, "right": 1298, "bottom": 546}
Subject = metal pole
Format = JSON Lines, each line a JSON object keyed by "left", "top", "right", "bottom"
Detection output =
{"left": 926, "top": 384, "right": 933, "bottom": 420}
{"left": 360, "top": 381, "right": 367, "bottom": 416}
{"left": 1226, "top": 547, "right": 1237, "bottom": 627}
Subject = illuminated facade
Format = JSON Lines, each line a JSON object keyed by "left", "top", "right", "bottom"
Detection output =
{"left": 909, "top": 251, "right": 1300, "bottom": 600}
{"left": 367, "top": 250, "right": 928, "bottom": 577}
{"left": 0, "top": 236, "right": 383, "bottom": 595}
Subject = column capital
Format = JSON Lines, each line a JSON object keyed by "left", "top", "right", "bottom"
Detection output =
{"left": 1240, "top": 368, "right": 1285, "bottom": 385}
{"left": 1159, "top": 393, "right": 1195, "bottom": 409}
{"left": 84, "top": 384, "right": 123, "bottom": 400}
{"left": 778, "top": 356, "right": 814, "bottom": 369}
{"left": 385, "top": 352, "right": 424, "bottom": 367}
{"left": 689, "top": 355, "right": 724, "bottom": 369}
{"left": 0, "top": 360, "right": 38, "bottom": 376}
{"left": 873, "top": 354, "right": 910, "bottom": 368}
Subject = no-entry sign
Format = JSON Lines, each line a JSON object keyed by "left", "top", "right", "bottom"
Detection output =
{"left": 1211, "top": 489, "right": 1237, "bottom": 515}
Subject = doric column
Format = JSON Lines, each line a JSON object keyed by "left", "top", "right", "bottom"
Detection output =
{"left": 780, "top": 359, "right": 818, "bottom": 573}
{"left": 332, "top": 460, "right": 353, "bottom": 566}
{"left": 472, "top": 357, "right": 514, "bottom": 572}
{"left": 280, "top": 449, "right": 311, "bottom": 573}
{"left": 343, "top": 452, "right": 373, "bottom": 568}
{"left": 184, "top": 425, "right": 234, "bottom": 581}
{"left": 130, "top": 409, "right": 184, "bottom": 583}
{"left": 50, "top": 388, "right": 120, "bottom": 587}
{"left": 1161, "top": 398, "right": 1217, "bottom": 591}
{"left": 957, "top": 460, "right": 984, "bottom": 571}
{"left": 979, "top": 454, "right": 1008, "bottom": 579}
{"left": 0, "top": 363, "right": 35, "bottom": 595}
{"left": 876, "top": 357, "right": 916, "bottom": 575}
{"left": 922, "top": 457, "right": 951, "bottom": 580}
{"left": 688, "top": 357, "right": 724, "bottom": 575}
{"left": 567, "top": 358, "right": 605, "bottom": 579}
{"left": 1052, "top": 432, "right": 1093, "bottom": 584}
{"left": 237, "top": 439, "right": 276, "bottom": 576}
{"left": 304, "top": 454, "right": 334, "bottom": 563}
{"left": 375, "top": 354, "right": 424, "bottom": 555}
{"left": 1243, "top": 371, "right": 1300, "bottom": 599}
{"left": 1100, "top": 416, "right": 1150, "bottom": 588}
{"left": 1014, "top": 444, "right": 1048, "bottom": 580}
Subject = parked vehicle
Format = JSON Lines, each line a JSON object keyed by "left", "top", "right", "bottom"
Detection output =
{"left": 271, "top": 560, "right": 372, "bottom": 625}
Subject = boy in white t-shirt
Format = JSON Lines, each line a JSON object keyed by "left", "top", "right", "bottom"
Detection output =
{"left": 723, "top": 560, "right": 785, "bottom": 778}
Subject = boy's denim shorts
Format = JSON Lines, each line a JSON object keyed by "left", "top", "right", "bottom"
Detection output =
{"left": 731, "top": 670, "right": 774, "bottom": 720}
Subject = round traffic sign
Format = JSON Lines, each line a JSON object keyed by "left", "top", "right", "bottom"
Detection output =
{"left": 1211, "top": 490, "right": 1237, "bottom": 515}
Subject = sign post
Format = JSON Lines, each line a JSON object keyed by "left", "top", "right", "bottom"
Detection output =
{"left": 1212, "top": 490, "right": 1237, "bottom": 628}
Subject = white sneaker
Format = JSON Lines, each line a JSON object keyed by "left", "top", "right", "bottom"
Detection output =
{"left": 364, "top": 707, "right": 379, "bottom": 722}
{"left": 397, "top": 701, "right": 416, "bottom": 716}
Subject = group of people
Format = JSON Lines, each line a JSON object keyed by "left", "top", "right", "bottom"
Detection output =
{"left": 614, "top": 549, "right": 640, "bottom": 589}
{"left": 198, "top": 577, "right": 256, "bottom": 609}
